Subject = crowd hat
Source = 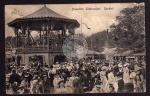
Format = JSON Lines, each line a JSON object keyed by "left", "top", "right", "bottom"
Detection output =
{"left": 95, "top": 84, "right": 101, "bottom": 88}
{"left": 118, "top": 63, "right": 123, "bottom": 67}
{"left": 104, "top": 62, "right": 109, "bottom": 66}
{"left": 24, "top": 73, "right": 30, "bottom": 78}
{"left": 6, "top": 74, "right": 10, "bottom": 78}
{"left": 12, "top": 68, "right": 17, "bottom": 71}
{"left": 101, "top": 66, "right": 107, "bottom": 71}
{"left": 70, "top": 71, "right": 76, "bottom": 76}
{"left": 123, "top": 63, "right": 129, "bottom": 67}
{"left": 91, "top": 60, "right": 95, "bottom": 62}
{"left": 43, "top": 74, "right": 47, "bottom": 77}
{"left": 57, "top": 79, "right": 65, "bottom": 85}
{"left": 18, "top": 83, "right": 25, "bottom": 89}
{"left": 116, "top": 72, "right": 123, "bottom": 77}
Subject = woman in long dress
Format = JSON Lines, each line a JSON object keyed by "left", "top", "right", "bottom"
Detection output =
{"left": 55, "top": 80, "right": 68, "bottom": 94}
{"left": 100, "top": 71, "right": 109, "bottom": 92}
{"left": 53, "top": 73, "right": 63, "bottom": 93}
{"left": 123, "top": 63, "right": 131, "bottom": 84}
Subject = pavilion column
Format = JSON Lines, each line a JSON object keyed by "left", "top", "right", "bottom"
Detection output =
{"left": 47, "top": 28, "right": 49, "bottom": 50}
{"left": 21, "top": 26, "right": 25, "bottom": 48}
{"left": 27, "top": 28, "right": 30, "bottom": 48}
{"left": 39, "top": 30, "right": 41, "bottom": 45}
{"left": 42, "top": 25, "right": 45, "bottom": 48}
{"left": 63, "top": 24, "right": 67, "bottom": 37}
{"left": 23, "top": 29, "right": 26, "bottom": 48}
{"left": 13, "top": 28, "right": 19, "bottom": 47}
{"left": 50, "top": 21, "right": 54, "bottom": 50}
{"left": 61, "top": 24, "right": 66, "bottom": 46}
{"left": 15, "top": 28, "right": 19, "bottom": 47}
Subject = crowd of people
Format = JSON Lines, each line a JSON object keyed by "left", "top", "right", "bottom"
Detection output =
{"left": 5, "top": 59, "right": 146, "bottom": 94}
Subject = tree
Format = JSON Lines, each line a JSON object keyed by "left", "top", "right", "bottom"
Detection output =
{"left": 110, "top": 5, "right": 145, "bottom": 49}
{"left": 86, "top": 30, "right": 113, "bottom": 52}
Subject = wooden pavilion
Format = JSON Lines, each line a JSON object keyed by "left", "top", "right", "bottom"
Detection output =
{"left": 7, "top": 5, "right": 80, "bottom": 66}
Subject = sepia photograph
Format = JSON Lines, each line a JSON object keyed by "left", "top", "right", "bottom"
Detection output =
{"left": 5, "top": 3, "right": 146, "bottom": 94}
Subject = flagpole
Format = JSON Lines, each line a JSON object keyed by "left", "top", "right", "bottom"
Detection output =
{"left": 91, "top": 37, "right": 92, "bottom": 50}
{"left": 81, "top": 15, "right": 82, "bottom": 34}
{"left": 106, "top": 24, "right": 109, "bottom": 61}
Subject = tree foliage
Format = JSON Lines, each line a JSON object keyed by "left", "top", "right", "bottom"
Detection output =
{"left": 86, "top": 5, "right": 145, "bottom": 52}
{"left": 110, "top": 5, "right": 145, "bottom": 49}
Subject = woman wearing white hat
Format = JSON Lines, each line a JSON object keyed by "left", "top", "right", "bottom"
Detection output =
{"left": 53, "top": 73, "right": 63, "bottom": 93}
{"left": 123, "top": 63, "right": 131, "bottom": 84}
{"left": 55, "top": 80, "right": 68, "bottom": 94}
{"left": 100, "top": 71, "right": 109, "bottom": 92}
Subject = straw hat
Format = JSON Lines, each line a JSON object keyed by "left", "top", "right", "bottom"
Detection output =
{"left": 18, "top": 83, "right": 25, "bottom": 88}
{"left": 95, "top": 85, "right": 101, "bottom": 88}
{"left": 123, "top": 63, "right": 129, "bottom": 67}
{"left": 118, "top": 63, "right": 123, "bottom": 67}
{"left": 101, "top": 66, "right": 107, "bottom": 71}
{"left": 57, "top": 79, "right": 65, "bottom": 85}
{"left": 70, "top": 71, "right": 76, "bottom": 76}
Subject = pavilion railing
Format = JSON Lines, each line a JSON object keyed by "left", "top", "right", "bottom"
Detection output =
{"left": 16, "top": 46, "right": 63, "bottom": 53}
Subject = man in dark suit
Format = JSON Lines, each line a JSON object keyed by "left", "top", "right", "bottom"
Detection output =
{"left": 9, "top": 68, "right": 21, "bottom": 93}
{"left": 122, "top": 83, "right": 134, "bottom": 93}
{"left": 42, "top": 75, "right": 51, "bottom": 93}
{"left": 116, "top": 72, "right": 124, "bottom": 93}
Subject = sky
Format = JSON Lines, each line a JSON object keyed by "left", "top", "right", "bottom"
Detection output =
{"left": 5, "top": 3, "right": 143, "bottom": 38}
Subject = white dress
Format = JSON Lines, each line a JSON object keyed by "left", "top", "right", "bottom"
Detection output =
{"left": 55, "top": 87, "right": 68, "bottom": 94}
{"left": 123, "top": 68, "right": 131, "bottom": 83}
{"left": 53, "top": 78, "right": 62, "bottom": 93}
{"left": 65, "top": 80, "right": 73, "bottom": 93}
{"left": 107, "top": 72, "right": 115, "bottom": 84}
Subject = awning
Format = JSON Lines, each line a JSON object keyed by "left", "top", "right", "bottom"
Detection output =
{"left": 87, "top": 50, "right": 103, "bottom": 55}
{"left": 122, "top": 50, "right": 134, "bottom": 56}
{"left": 126, "top": 56, "right": 135, "bottom": 58}
{"left": 114, "top": 50, "right": 134, "bottom": 56}
{"left": 133, "top": 52, "right": 145, "bottom": 56}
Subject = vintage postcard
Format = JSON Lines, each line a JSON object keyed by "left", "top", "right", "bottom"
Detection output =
{"left": 5, "top": 3, "right": 145, "bottom": 94}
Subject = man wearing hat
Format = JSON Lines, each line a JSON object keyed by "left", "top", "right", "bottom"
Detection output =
{"left": 123, "top": 63, "right": 131, "bottom": 84}
{"left": 42, "top": 75, "right": 51, "bottom": 93}
{"left": 122, "top": 83, "right": 134, "bottom": 93}
{"left": 116, "top": 72, "right": 124, "bottom": 93}
{"left": 9, "top": 68, "right": 21, "bottom": 92}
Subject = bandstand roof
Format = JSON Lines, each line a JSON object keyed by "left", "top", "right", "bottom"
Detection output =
{"left": 8, "top": 6, "right": 80, "bottom": 28}
{"left": 23, "top": 6, "right": 70, "bottom": 19}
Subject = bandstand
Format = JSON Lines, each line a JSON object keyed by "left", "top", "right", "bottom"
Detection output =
{"left": 7, "top": 5, "right": 80, "bottom": 66}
